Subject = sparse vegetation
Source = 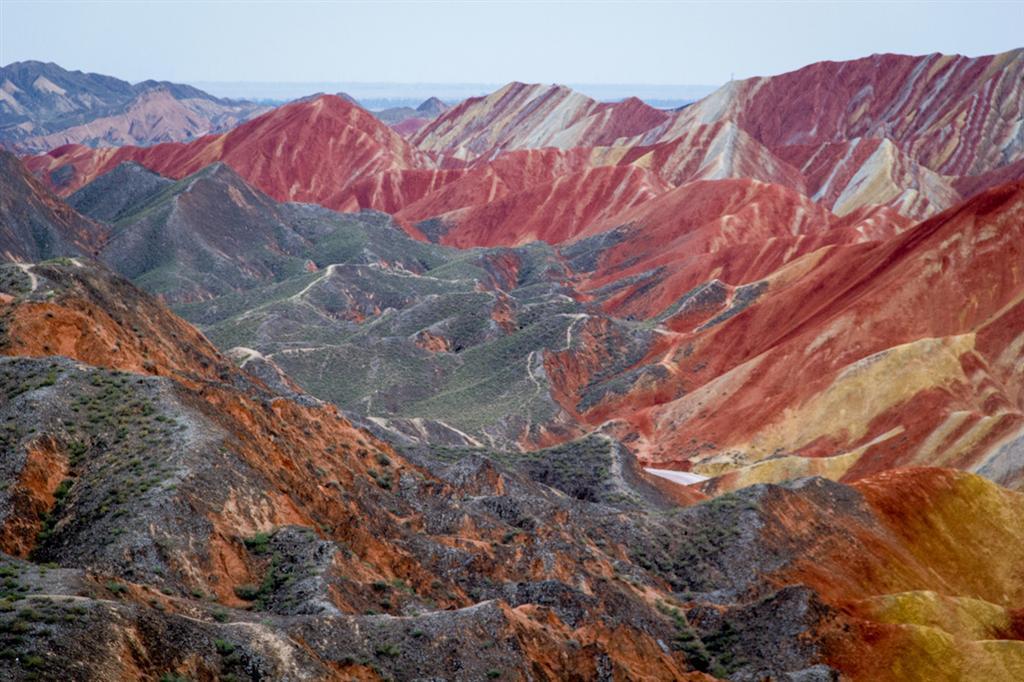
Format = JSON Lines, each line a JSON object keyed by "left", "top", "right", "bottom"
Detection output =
{"left": 233, "top": 584, "right": 260, "bottom": 601}
{"left": 368, "top": 469, "right": 392, "bottom": 490}
{"left": 243, "top": 531, "right": 273, "bottom": 555}
{"left": 375, "top": 643, "right": 400, "bottom": 658}
{"left": 214, "top": 638, "right": 235, "bottom": 655}
{"left": 105, "top": 582, "right": 127, "bottom": 595}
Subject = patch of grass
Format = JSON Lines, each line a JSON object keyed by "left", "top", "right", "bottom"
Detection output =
{"left": 33, "top": 477, "right": 76, "bottom": 549}
{"left": 657, "top": 602, "right": 727, "bottom": 676}
{"left": 375, "top": 643, "right": 400, "bottom": 658}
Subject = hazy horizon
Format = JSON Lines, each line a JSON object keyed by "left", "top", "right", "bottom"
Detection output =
{"left": 2, "top": 1, "right": 1021, "bottom": 87}
{"left": 187, "top": 81, "right": 719, "bottom": 107}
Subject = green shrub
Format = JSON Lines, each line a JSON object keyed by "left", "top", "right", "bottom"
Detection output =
{"left": 375, "top": 643, "right": 400, "bottom": 658}
{"left": 243, "top": 531, "right": 272, "bottom": 555}
{"left": 368, "top": 469, "right": 392, "bottom": 490}
{"left": 214, "top": 638, "right": 236, "bottom": 655}
{"left": 21, "top": 654, "right": 44, "bottom": 669}
{"left": 105, "top": 582, "right": 127, "bottom": 595}
{"left": 233, "top": 584, "right": 260, "bottom": 601}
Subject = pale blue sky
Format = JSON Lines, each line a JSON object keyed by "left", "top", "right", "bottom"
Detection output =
{"left": 2, "top": 0, "right": 1022, "bottom": 86}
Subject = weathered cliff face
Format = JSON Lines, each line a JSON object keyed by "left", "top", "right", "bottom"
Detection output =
{"left": 410, "top": 83, "right": 671, "bottom": 160}
{"left": 0, "top": 260, "right": 230, "bottom": 384}
{"left": 665, "top": 50, "right": 1024, "bottom": 179}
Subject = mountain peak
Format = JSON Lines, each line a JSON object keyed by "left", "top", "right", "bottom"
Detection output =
{"left": 333, "top": 91, "right": 360, "bottom": 105}
{"left": 416, "top": 96, "right": 448, "bottom": 116}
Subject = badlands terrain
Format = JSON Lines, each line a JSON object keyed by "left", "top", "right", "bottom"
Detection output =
{"left": 0, "top": 49, "right": 1023, "bottom": 680}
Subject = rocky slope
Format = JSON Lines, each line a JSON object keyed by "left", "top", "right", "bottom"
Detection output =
{"left": 586, "top": 180, "right": 1024, "bottom": 493}
{"left": 12, "top": 50, "right": 1024, "bottom": 516}
{"left": 0, "top": 150, "right": 106, "bottom": 262}
{"left": 65, "top": 160, "right": 625, "bottom": 446}
{"left": 0, "top": 61, "right": 266, "bottom": 153}
{"left": 2, "top": 255, "right": 1024, "bottom": 680}
{"left": 44, "top": 145, "right": 1024, "bottom": 498}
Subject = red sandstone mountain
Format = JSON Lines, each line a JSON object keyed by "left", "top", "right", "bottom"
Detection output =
{"left": 650, "top": 50, "right": 1024, "bottom": 218}
{"left": 6, "top": 56, "right": 1024, "bottom": 674}
{"left": 592, "top": 180, "right": 1024, "bottom": 492}
{"left": 569, "top": 178, "right": 844, "bottom": 318}
{"left": 16, "top": 51, "right": 1024, "bottom": 497}
{"left": 661, "top": 50, "right": 1024, "bottom": 178}
{"left": 411, "top": 82, "right": 671, "bottom": 160}
{"left": 407, "top": 164, "right": 669, "bottom": 248}
{"left": 25, "top": 95, "right": 434, "bottom": 208}
{"left": 27, "top": 50, "right": 1024, "bottom": 250}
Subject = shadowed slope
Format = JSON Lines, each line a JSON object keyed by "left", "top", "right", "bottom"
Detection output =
{"left": 0, "top": 150, "right": 106, "bottom": 261}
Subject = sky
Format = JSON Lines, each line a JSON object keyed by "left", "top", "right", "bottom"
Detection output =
{"left": 2, "top": 0, "right": 1022, "bottom": 89}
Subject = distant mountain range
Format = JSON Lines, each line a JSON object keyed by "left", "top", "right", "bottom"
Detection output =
{"left": 0, "top": 62, "right": 456, "bottom": 153}
{"left": 191, "top": 80, "right": 717, "bottom": 107}
{"left": 0, "top": 61, "right": 269, "bottom": 152}
{"left": 0, "top": 61, "right": 708, "bottom": 156}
